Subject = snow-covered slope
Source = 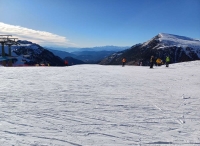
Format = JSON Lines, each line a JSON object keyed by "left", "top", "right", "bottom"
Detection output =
{"left": 0, "top": 61, "right": 200, "bottom": 145}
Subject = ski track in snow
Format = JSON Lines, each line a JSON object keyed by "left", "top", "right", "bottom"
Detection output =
{"left": 0, "top": 61, "right": 200, "bottom": 146}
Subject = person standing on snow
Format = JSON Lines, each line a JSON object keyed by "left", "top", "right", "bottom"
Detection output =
{"left": 122, "top": 58, "right": 126, "bottom": 67}
{"left": 156, "top": 58, "right": 162, "bottom": 66}
{"left": 150, "top": 56, "right": 155, "bottom": 68}
{"left": 64, "top": 60, "right": 68, "bottom": 66}
{"left": 166, "top": 56, "right": 170, "bottom": 67}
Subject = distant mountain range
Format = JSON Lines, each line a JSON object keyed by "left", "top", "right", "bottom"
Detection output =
{"left": 46, "top": 46, "right": 129, "bottom": 53}
{"left": 100, "top": 33, "right": 200, "bottom": 66}
{"left": 46, "top": 46, "right": 128, "bottom": 64}
{"left": 0, "top": 41, "right": 128, "bottom": 66}
{"left": 1, "top": 33, "right": 199, "bottom": 66}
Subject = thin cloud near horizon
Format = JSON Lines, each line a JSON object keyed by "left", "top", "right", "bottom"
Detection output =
{"left": 0, "top": 22, "right": 77, "bottom": 47}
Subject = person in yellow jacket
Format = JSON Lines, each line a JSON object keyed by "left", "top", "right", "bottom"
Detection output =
{"left": 122, "top": 58, "right": 126, "bottom": 67}
{"left": 156, "top": 58, "right": 162, "bottom": 66}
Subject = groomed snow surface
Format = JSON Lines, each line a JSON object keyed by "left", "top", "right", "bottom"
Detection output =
{"left": 0, "top": 61, "right": 200, "bottom": 146}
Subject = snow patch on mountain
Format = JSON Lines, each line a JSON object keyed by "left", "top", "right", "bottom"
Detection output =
{"left": 158, "top": 33, "right": 200, "bottom": 49}
{"left": 141, "top": 33, "right": 200, "bottom": 58}
{"left": 13, "top": 40, "right": 43, "bottom": 55}
{"left": 142, "top": 33, "right": 200, "bottom": 51}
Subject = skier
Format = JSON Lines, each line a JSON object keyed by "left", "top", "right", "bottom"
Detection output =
{"left": 150, "top": 56, "right": 155, "bottom": 68}
{"left": 122, "top": 58, "right": 126, "bottom": 67}
{"left": 166, "top": 56, "right": 170, "bottom": 67}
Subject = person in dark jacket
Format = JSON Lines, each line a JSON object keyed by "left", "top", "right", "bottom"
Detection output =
{"left": 122, "top": 58, "right": 126, "bottom": 67}
{"left": 150, "top": 56, "right": 155, "bottom": 68}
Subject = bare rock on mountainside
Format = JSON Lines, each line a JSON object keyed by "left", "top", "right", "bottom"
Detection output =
{"left": 99, "top": 33, "right": 200, "bottom": 66}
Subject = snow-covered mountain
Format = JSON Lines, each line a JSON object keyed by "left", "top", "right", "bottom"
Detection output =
{"left": 100, "top": 33, "right": 200, "bottom": 65}
{"left": 1, "top": 40, "right": 65, "bottom": 66}
{"left": 142, "top": 33, "right": 200, "bottom": 50}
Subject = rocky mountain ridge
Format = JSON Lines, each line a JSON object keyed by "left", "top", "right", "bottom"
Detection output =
{"left": 100, "top": 33, "right": 200, "bottom": 66}
{"left": 10, "top": 41, "right": 65, "bottom": 66}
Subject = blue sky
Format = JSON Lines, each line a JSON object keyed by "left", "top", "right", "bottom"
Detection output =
{"left": 0, "top": 0, "right": 200, "bottom": 48}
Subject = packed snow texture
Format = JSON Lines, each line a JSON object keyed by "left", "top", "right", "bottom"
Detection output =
{"left": 0, "top": 61, "right": 200, "bottom": 146}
